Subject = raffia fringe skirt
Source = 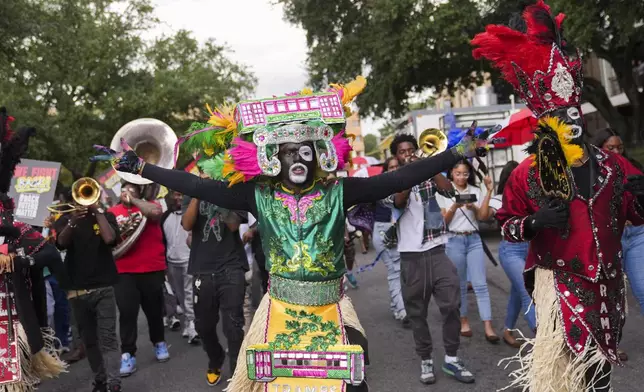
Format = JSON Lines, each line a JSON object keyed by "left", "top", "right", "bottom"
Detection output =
{"left": 499, "top": 268, "right": 612, "bottom": 392}
{"left": 1, "top": 325, "right": 67, "bottom": 392}
{"left": 224, "top": 294, "right": 365, "bottom": 392}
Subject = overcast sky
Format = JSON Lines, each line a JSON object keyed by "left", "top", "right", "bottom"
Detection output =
{"left": 151, "top": 0, "right": 382, "bottom": 135}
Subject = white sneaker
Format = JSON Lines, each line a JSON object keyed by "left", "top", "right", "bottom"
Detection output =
{"left": 182, "top": 320, "right": 194, "bottom": 338}
{"left": 169, "top": 316, "right": 181, "bottom": 331}
{"left": 185, "top": 321, "right": 199, "bottom": 345}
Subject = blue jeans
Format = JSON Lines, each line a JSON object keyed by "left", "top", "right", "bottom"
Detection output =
{"left": 45, "top": 275, "right": 71, "bottom": 347}
{"left": 372, "top": 222, "right": 406, "bottom": 319}
{"left": 499, "top": 240, "right": 536, "bottom": 331}
{"left": 622, "top": 225, "right": 644, "bottom": 313}
{"left": 446, "top": 234, "right": 492, "bottom": 321}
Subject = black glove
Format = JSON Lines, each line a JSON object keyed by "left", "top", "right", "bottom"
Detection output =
{"left": 0, "top": 224, "right": 21, "bottom": 239}
{"left": 624, "top": 175, "right": 644, "bottom": 196}
{"left": 451, "top": 128, "right": 490, "bottom": 159}
{"left": 525, "top": 198, "right": 570, "bottom": 232}
{"left": 12, "top": 255, "right": 34, "bottom": 269}
{"left": 90, "top": 138, "right": 145, "bottom": 174}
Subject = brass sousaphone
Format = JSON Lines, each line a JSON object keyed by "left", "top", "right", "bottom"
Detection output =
{"left": 110, "top": 118, "right": 178, "bottom": 258}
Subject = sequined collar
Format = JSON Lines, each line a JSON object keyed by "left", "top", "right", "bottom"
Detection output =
{"left": 278, "top": 179, "right": 319, "bottom": 195}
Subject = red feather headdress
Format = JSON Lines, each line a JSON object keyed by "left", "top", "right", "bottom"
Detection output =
{"left": 471, "top": 1, "right": 583, "bottom": 118}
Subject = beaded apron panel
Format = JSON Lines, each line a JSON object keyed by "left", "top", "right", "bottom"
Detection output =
{"left": 247, "top": 298, "right": 364, "bottom": 392}
{"left": 554, "top": 270, "right": 625, "bottom": 364}
{"left": 0, "top": 287, "right": 21, "bottom": 385}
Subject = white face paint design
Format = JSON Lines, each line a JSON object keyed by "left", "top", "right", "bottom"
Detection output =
{"left": 299, "top": 145, "right": 313, "bottom": 162}
{"left": 289, "top": 163, "right": 309, "bottom": 184}
{"left": 563, "top": 107, "right": 583, "bottom": 140}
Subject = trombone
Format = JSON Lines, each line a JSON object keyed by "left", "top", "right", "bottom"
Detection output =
{"left": 47, "top": 177, "right": 102, "bottom": 214}
{"left": 415, "top": 128, "right": 448, "bottom": 158}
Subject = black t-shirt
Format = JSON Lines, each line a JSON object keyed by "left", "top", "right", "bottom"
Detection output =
{"left": 571, "top": 159, "right": 596, "bottom": 199}
{"left": 53, "top": 212, "right": 120, "bottom": 290}
{"left": 182, "top": 196, "right": 248, "bottom": 275}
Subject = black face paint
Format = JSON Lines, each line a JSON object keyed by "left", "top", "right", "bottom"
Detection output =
{"left": 278, "top": 141, "right": 317, "bottom": 190}
{"left": 551, "top": 106, "right": 585, "bottom": 145}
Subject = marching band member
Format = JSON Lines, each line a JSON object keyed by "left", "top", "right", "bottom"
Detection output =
{"left": 53, "top": 193, "right": 122, "bottom": 391}
{"left": 108, "top": 182, "right": 169, "bottom": 376}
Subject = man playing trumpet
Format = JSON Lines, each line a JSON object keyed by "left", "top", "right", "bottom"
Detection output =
{"left": 52, "top": 188, "right": 122, "bottom": 392}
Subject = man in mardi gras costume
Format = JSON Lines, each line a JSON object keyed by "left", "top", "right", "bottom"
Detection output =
{"left": 472, "top": 2, "right": 644, "bottom": 391}
{"left": 91, "top": 77, "right": 488, "bottom": 391}
{"left": 0, "top": 108, "right": 66, "bottom": 391}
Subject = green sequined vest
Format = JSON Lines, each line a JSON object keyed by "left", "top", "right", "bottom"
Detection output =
{"left": 254, "top": 180, "right": 345, "bottom": 282}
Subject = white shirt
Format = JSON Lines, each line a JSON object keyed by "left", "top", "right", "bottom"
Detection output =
{"left": 436, "top": 184, "right": 482, "bottom": 232}
{"left": 163, "top": 212, "right": 190, "bottom": 263}
{"left": 396, "top": 187, "right": 448, "bottom": 253}
{"left": 489, "top": 194, "right": 503, "bottom": 212}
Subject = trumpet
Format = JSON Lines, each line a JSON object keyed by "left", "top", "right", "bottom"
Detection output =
{"left": 415, "top": 128, "right": 448, "bottom": 159}
{"left": 47, "top": 177, "right": 102, "bottom": 213}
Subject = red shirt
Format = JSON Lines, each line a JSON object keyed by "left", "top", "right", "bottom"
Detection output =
{"left": 108, "top": 203, "right": 166, "bottom": 274}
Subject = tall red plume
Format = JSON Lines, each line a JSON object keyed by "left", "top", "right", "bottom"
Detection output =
{"left": 471, "top": 0, "right": 583, "bottom": 118}
{"left": 471, "top": 25, "right": 550, "bottom": 89}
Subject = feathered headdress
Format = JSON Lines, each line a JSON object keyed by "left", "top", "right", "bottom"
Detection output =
{"left": 177, "top": 76, "right": 367, "bottom": 186}
{"left": 471, "top": 1, "right": 583, "bottom": 118}
{"left": 0, "top": 107, "right": 36, "bottom": 196}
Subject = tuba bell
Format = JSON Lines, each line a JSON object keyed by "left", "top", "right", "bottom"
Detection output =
{"left": 415, "top": 128, "right": 447, "bottom": 158}
{"left": 110, "top": 118, "right": 178, "bottom": 259}
{"left": 110, "top": 118, "right": 178, "bottom": 185}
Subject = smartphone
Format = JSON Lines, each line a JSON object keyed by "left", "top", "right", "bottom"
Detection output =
{"left": 455, "top": 194, "right": 478, "bottom": 204}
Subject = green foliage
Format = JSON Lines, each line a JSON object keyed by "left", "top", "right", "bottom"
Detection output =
{"left": 280, "top": 0, "right": 644, "bottom": 140}
{"left": 544, "top": 0, "right": 644, "bottom": 142}
{"left": 363, "top": 134, "right": 379, "bottom": 157}
{"left": 0, "top": 0, "right": 256, "bottom": 178}
{"left": 279, "top": 0, "right": 487, "bottom": 118}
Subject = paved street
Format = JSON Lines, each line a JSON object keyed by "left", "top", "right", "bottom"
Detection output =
{"left": 41, "top": 233, "right": 644, "bottom": 392}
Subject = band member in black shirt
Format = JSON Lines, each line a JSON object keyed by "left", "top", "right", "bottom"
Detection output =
{"left": 182, "top": 193, "right": 247, "bottom": 386}
{"left": 54, "top": 203, "right": 121, "bottom": 392}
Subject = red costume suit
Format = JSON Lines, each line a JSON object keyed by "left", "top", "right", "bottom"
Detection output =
{"left": 497, "top": 150, "right": 643, "bottom": 363}
{"left": 470, "top": 1, "right": 644, "bottom": 391}
{"left": 0, "top": 108, "right": 66, "bottom": 391}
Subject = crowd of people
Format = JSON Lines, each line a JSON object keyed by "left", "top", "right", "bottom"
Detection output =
{"left": 2, "top": 2, "right": 644, "bottom": 392}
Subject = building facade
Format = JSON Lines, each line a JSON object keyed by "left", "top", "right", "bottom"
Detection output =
{"left": 345, "top": 111, "right": 364, "bottom": 157}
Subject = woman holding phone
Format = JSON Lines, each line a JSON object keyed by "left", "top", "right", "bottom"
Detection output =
{"left": 488, "top": 161, "right": 536, "bottom": 348}
{"left": 436, "top": 159, "right": 497, "bottom": 342}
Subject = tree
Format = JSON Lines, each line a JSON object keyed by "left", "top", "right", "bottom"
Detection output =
{"left": 545, "top": 0, "right": 644, "bottom": 142}
{"left": 363, "top": 134, "right": 379, "bottom": 158}
{"left": 278, "top": 0, "right": 487, "bottom": 118}
{"left": 0, "top": 0, "right": 256, "bottom": 179}
{"left": 281, "top": 0, "right": 644, "bottom": 142}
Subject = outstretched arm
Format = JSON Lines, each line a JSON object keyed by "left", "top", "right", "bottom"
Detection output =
{"left": 91, "top": 140, "right": 256, "bottom": 214}
{"left": 344, "top": 149, "right": 459, "bottom": 207}
{"left": 140, "top": 165, "right": 256, "bottom": 215}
